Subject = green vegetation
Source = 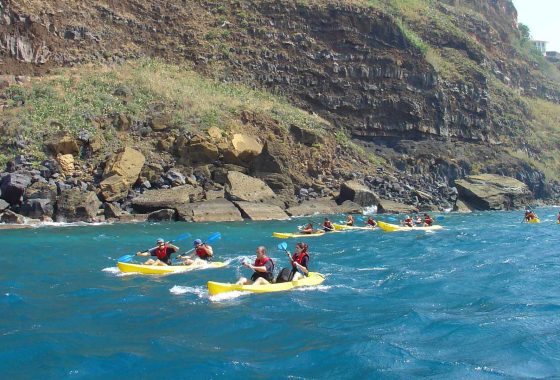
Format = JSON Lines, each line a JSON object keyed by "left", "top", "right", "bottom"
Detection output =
{"left": 1, "top": 59, "right": 331, "bottom": 162}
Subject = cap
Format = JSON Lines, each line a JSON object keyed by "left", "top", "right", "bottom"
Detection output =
{"left": 156, "top": 238, "right": 164, "bottom": 244}
{"left": 193, "top": 239, "right": 203, "bottom": 247}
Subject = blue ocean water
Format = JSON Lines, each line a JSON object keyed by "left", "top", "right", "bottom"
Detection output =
{"left": 1, "top": 209, "right": 560, "bottom": 379}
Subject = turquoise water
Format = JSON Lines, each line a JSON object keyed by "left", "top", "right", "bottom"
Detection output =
{"left": 2, "top": 210, "right": 560, "bottom": 379}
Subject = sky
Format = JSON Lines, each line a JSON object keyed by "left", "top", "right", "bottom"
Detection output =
{"left": 513, "top": 0, "right": 560, "bottom": 52}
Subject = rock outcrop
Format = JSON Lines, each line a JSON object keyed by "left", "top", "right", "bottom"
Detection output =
{"left": 455, "top": 174, "right": 532, "bottom": 210}
{"left": 286, "top": 197, "right": 361, "bottom": 216}
{"left": 377, "top": 199, "right": 418, "bottom": 214}
{"left": 0, "top": 172, "right": 32, "bottom": 204}
{"left": 100, "top": 147, "right": 145, "bottom": 201}
{"left": 177, "top": 199, "right": 243, "bottom": 222}
{"left": 131, "top": 185, "right": 199, "bottom": 213}
{"left": 225, "top": 171, "right": 275, "bottom": 202}
{"left": 338, "top": 180, "right": 379, "bottom": 207}
{"left": 55, "top": 188, "right": 101, "bottom": 222}
{"left": 234, "top": 201, "right": 289, "bottom": 220}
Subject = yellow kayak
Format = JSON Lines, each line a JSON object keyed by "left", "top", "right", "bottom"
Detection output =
{"left": 333, "top": 223, "right": 376, "bottom": 231}
{"left": 377, "top": 221, "right": 443, "bottom": 232}
{"left": 207, "top": 272, "right": 325, "bottom": 295}
{"left": 117, "top": 260, "right": 227, "bottom": 274}
{"left": 272, "top": 231, "right": 325, "bottom": 238}
{"left": 526, "top": 218, "right": 540, "bottom": 224}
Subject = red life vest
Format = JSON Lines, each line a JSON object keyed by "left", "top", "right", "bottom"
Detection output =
{"left": 155, "top": 246, "right": 169, "bottom": 260}
{"left": 195, "top": 246, "right": 210, "bottom": 259}
{"left": 404, "top": 218, "right": 413, "bottom": 227}
{"left": 424, "top": 217, "right": 433, "bottom": 226}
{"left": 324, "top": 221, "right": 333, "bottom": 229}
{"left": 292, "top": 252, "right": 309, "bottom": 268}
{"left": 255, "top": 257, "right": 271, "bottom": 267}
{"left": 367, "top": 219, "right": 376, "bottom": 226}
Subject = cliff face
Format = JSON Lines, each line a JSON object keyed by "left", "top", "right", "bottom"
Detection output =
{"left": 1, "top": 0, "right": 559, "bottom": 201}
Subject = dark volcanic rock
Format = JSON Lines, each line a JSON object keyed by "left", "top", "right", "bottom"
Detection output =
{"left": 20, "top": 198, "right": 54, "bottom": 218}
{"left": 1, "top": 172, "right": 32, "bottom": 205}
{"left": 147, "top": 209, "right": 176, "bottom": 221}
{"left": 338, "top": 180, "right": 379, "bottom": 207}
{"left": 56, "top": 189, "right": 101, "bottom": 222}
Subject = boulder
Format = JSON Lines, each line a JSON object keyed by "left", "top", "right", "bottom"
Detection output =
{"left": 56, "top": 188, "right": 101, "bottom": 222}
{"left": 104, "top": 202, "right": 122, "bottom": 219}
{"left": 255, "top": 172, "right": 294, "bottom": 199}
{"left": 117, "top": 213, "right": 148, "bottom": 223}
{"left": 234, "top": 201, "right": 290, "bottom": 221}
{"left": 147, "top": 209, "right": 176, "bottom": 221}
{"left": 20, "top": 198, "right": 54, "bottom": 218}
{"left": 338, "top": 180, "right": 379, "bottom": 207}
{"left": 207, "top": 127, "right": 223, "bottom": 140}
{"left": 225, "top": 171, "right": 275, "bottom": 202}
{"left": 47, "top": 133, "right": 80, "bottom": 155}
{"left": 102, "top": 147, "right": 145, "bottom": 185}
{"left": 56, "top": 154, "right": 75, "bottom": 175}
{"left": 453, "top": 199, "right": 472, "bottom": 213}
{"left": 205, "top": 189, "right": 225, "bottom": 200}
{"left": 177, "top": 199, "right": 243, "bottom": 222}
{"left": 0, "top": 210, "right": 25, "bottom": 224}
{"left": 377, "top": 199, "right": 418, "bottom": 214}
{"left": 148, "top": 114, "right": 171, "bottom": 131}
{"left": 286, "top": 198, "right": 340, "bottom": 217}
{"left": 290, "top": 124, "right": 325, "bottom": 146}
{"left": 140, "top": 163, "right": 164, "bottom": 183}
{"left": 455, "top": 174, "right": 531, "bottom": 210}
{"left": 25, "top": 182, "right": 57, "bottom": 202}
{"left": 131, "top": 185, "right": 199, "bottom": 213}
{"left": 1, "top": 171, "right": 32, "bottom": 204}
{"left": 99, "top": 174, "right": 130, "bottom": 201}
{"left": 177, "top": 136, "right": 219, "bottom": 165}
{"left": 164, "top": 169, "right": 186, "bottom": 186}
{"left": 251, "top": 141, "right": 285, "bottom": 173}
{"left": 0, "top": 199, "right": 9, "bottom": 211}
{"left": 338, "top": 200, "right": 363, "bottom": 214}
{"left": 230, "top": 133, "right": 263, "bottom": 163}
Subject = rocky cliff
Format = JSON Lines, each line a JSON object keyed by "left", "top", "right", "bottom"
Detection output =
{"left": 0, "top": 0, "right": 559, "bottom": 222}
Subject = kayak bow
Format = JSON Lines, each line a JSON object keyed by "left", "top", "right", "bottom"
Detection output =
{"left": 272, "top": 231, "right": 325, "bottom": 238}
{"left": 377, "top": 221, "right": 443, "bottom": 232}
{"left": 207, "top": 272, "right": 325, "bottom": 295}
{"left": 117, "top": 260, "right": 227, "bottom": 274}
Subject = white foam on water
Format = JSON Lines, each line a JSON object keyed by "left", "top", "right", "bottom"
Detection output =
{"left": 101, "top": 267, "right": 135, "bottom": 277}
{"left": 362, "top": 205, "right": 377, "bottom": 215}
{"left": 294, "top": 285, "right": 331, "bottom": 292}
{"left": 209, "top": 291, "right": 250, "bottom": 302}
{"left": 357, "top": 267, "right": 388, "bottom": 271}
{"left": 169, "top": 285, "right": 206, "bottom": 298}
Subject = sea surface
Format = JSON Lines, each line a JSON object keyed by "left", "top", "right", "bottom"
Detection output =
{"left": 1, "top": 209, "right": 560, "bottom": 379}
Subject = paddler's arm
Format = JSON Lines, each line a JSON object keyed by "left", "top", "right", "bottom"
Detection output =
{"left": 292, "top": 260, "right": 309, "bottom": 275}
{"left": 243, "top": 262, "right": 268, "bottom": 272}
{"left": 136, "top": 249, "right": 153, "bottom": 257}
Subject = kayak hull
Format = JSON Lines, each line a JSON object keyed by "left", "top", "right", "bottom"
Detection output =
{"left": 377, "top": 221, "right": 443, "bottom": 232}
{"left": 117, "top": 261, "right": 227, "bottom": 274}
{"left": 272, "top": 231, "right": 325, "bottom": 238}
{"left": 207, "top": 272, "right": 325, "bottom": 295}
{"left": 527, "top": 218, "right": 540, "bottom": 224}
{"left": 333, "top": 223, "right": 376, "bottom": 231}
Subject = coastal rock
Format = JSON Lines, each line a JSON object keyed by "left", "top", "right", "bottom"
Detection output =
{"left": 455, "top": 174, "right": 531, "bottom": 210}
{"left": 56, "top": 154, "right": 75, "bottom": 175}
{"left": 147, "top": 209, "right": 176, "bottom": 221}
{"left": 234, "top": 201, "right": 290, "bottom": 220}
{"left": 453, "top": 199, "right": 473, "bottom": 213}
{"left": 117, "top": 213, "right": 148, "bottom": 223}
{"left": 131, "top": 185, "right": 199, "bottom": 213}
{"left": 0, "top": 210, "right": 25, "bottom": 224}
{"left": 104, "top": 202, "right": 122, "bottom": 219}
{"left": 20, "top": 198, "right": 54, "bottom": 218}
{"left": 99, "top": 174, "right": 130, "bottom": 201}
{"left": 177, "top": 199, "right": 243, "bottom": 222}
{"left": 286, "top": 197, "right": 339, "bottom": 216}
{"left": 290, "top": 125, "right": 325, "bottom": 146}
{"left": 338, "top": 200, "right": 363, "bottom": 214}
{"left": 25, "top": 182, "right": 57, "bottom": 202}
{"left": 338, "top": 180, "right": 379, "bottom": 207}
{"left": 228, "top": 133, "right": 263, "bottom": 163}
{"left": 251, "top": 141, "right": 285, "bottom": 173}
{"left": 102, "top": 147, "right": 145, "bottom": 185}
{"left": 0, "top": 199, "right": 9, "bottom": 211}
{"left": 1, "top": 171, "right": 32, "bottom": 204}
{"left": 56, "top": 189, "right": 101, "bottom": 222}
{"left": 177, "top": 136, "right": 219, "bottom": 165}
{"left": 164, "top": 169, "right": 186, "bottom": 186}
{"left": 46, "top": 133, "right": 80, "bottom": 155}
{"left": 377, "top": 199, "right": 418, "bottom": 214}
{"left": 225, "top": 171, "right": 275, "bottom": 202}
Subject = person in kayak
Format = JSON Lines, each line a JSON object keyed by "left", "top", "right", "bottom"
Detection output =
{"left": 524, "top": 209, "right": 537, "bottom": 222}
{"left": 366, "top": 216, "right": 377, "bottom": 227}
{"left": 179, "top": 239, "right": 214, "bottom": 265}
{"left": 237, "top": 246, "right": 274, "bottom": 285}
{"left": 286, "top": 242, "right": 310, "bottom": 281}
{"left": 402, "top": 215, "right": 414, "bottom": 227}
{"left": 423, "top": 213, "right": 434, "bottom": 227}
{"left": 323, "top": 218, "right": 334, "bottom": 232}
{"left": 346, "top": 214, "right": 355, "bottom": 226}
{"left": 414, "top": 214, "right": 423, "bottom": 225}
{"left": 301, "top": 223, "right": 316, "bottom": 234}
{"left": 557, "top": 211, "right": 560, "bottom": 224}
{"left": 135, "top": 238, "right": 179, "bottom": 266}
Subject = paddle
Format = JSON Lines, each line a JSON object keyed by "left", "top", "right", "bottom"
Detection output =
{"left": 176, "top": 232, "right": 222, "bottom": 261}
{"left": 277, "top": 242, "right": 305, "bottom": 277}
{"left": 117, "top": 232, "right": 191, "bottom": 263}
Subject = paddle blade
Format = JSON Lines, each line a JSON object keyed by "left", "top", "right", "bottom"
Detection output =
{"left": 387, "top": 217, "right": 397, "bottom": 222}
{"left": 206, "top": 232, "right": 221, "bottom": 243}
{"left": 117, "top": 254, "right": 134, "bottom": 263}
{"left": 277, "top": 242, "right": 288, "bottom": 251}
{"left": 435, "top": 216, "right": 445, "bottom": 221}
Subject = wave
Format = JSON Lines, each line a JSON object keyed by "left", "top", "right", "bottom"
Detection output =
{"left": 101, "top": 267, "right": 134, "bottom": 277}
{"left": 169, "top": 285, "right": 206, "bottom": 298}
{"left": 209, "top": 291, "right": 250, "bottom": 302}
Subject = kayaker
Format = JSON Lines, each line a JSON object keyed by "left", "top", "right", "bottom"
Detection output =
{"left": 414, "top": 214, "right": 423, "bottom": 225}
{"left": 346, "top": 214, "right": 355, "bottom": 226}
{"left": 301, "top": 223, "right": 315, "bottom": 234}
{"left": 557, "top": 211, "right": 560, "bottom": 224}
{"left": 402, "top": 215, "right": 414, "bottom": 227}
{"left": 524, "top": 209, "right": 537, "bottom": 222}
{"left": 366, "top": 216, "right": 377, "bottom": 227}
{"left": 237, "top": 246, "right": 275, "bottom": 285}
{"left": 286, "top": 242, "right": 310, "bottom": 281}
{"left": 135, "top": 238, "right": 179, "bottom": 266}
{"left": 423, "top": 213, "right": 434, "bottom": 227}
{"left": 179, "top": 239, "right": 214, "bottom": 265}
{"left": 323, "top": 218, "right": 334, "bottom": 232}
